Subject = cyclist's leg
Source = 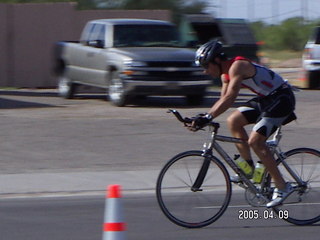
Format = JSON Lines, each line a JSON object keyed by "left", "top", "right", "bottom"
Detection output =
{"left": 227, "top": 110, "right": 252, "bottom": 161}
{"left": 249, "top": 131, "right": 286, "bottom": 190}
{"left": 228, "top": 97, "right": 260, "bottom": 163}
{"left": 249, "top": 92, "right": 295, "bottom": 206}
{"left": 227, "top": 105, "right": 260, "bottom": 182}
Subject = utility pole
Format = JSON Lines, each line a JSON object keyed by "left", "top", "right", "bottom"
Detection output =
{"left": 272, "top": 0, "right": 279, "bottom": 24}
{"left": 221, "top": 0, "right": 227, "bottom": 18}
{"left": 301, "top": 0, "right": 308, "bottom": 21}
{"left": 247, "top": 0, "right": 254, "bottom": 21}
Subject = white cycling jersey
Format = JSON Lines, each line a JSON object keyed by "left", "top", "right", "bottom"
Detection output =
{"left": 231, "top": 57, "right": 285, "bottom": 96}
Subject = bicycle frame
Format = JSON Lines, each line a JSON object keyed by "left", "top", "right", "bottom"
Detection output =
{"left": 201, "top": 125, "right": 287, "bottom": 202}
{"left": 168, "top": 109, "right": 304, "bottom": 199}
{"left": 158, "top": 110, "right": 320, "bottom": 227}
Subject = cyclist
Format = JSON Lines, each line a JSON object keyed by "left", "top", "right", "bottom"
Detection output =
{"left": 188, "top": 40, "right": 296, "bottom": 208}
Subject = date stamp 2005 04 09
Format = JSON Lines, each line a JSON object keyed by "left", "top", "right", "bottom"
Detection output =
{"left": 238, "top": 209, "right": 289, "bottom": 220}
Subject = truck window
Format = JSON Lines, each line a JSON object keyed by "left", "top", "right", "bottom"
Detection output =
{"left": 80, "top": 23, "right": 95, "bottom": 44}
{"left": 113, "top": 25, "right": 181, "bottom": 47}
{"left": 87, "top": 24, "right": 105, "bottom": 46}
{"left": 190, "top": 23, "right": 222, "bottom": 44}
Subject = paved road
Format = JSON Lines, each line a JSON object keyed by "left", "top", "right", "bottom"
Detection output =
{"left": 0, "top": 88, "right": 319, "bottom": 196}
{"left": 0, "top": 88, "right": 319, "bottom": 240}
{"left": 1, "top": 193, "right": 319, "bottom": 240}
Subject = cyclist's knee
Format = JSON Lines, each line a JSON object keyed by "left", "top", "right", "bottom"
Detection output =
{"left": 248, "top": 132, "right": 267, "bottom": 150}
{"left": 227, "top": 111, "right": 247, "bottom": 130}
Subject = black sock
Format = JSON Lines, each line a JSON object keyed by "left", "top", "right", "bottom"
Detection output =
{"left": 246, "top": 159, "right": 254, "bottom": 168}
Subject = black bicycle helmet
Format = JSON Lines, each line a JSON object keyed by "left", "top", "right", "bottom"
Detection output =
{"left": 195, "top": 40, "right": 223, "bottom": 68}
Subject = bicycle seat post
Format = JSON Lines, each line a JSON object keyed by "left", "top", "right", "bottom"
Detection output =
{"left": 267, "top": 126, "right": 282, "bottom": 148}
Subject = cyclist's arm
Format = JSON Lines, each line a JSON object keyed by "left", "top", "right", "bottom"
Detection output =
{"left": 208, "top": 61, "right": 252, "bottom": 118}
{"left": 220, "top": 74, "right": 229, "bottom": 97}
{"left": 208, "top": 77, "right": 242, "bottom": 118}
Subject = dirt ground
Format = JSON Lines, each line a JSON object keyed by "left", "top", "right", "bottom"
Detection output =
{"left": 268, "top": 58, "right": 304, "bottom": 87}
{"left": 262, "top": 57, "right": 302, "bottom": 68}
{"left": 272, "top": 58, "right": 302, "bottom": 68}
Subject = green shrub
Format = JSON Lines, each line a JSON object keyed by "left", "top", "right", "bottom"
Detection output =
{"left": 251, "top": 18, "right": 320, "bottom": 51}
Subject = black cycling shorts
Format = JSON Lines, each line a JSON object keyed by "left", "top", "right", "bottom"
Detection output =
{"left": 238, "top": 86, "right": 296, "bottom": 137}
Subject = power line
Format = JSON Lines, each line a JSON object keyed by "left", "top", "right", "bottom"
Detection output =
{"left": 301, "top": 0, "right": 308, "bottom": 21}
{"left": 212, "top": 0, "right": 320, "bottom": 23}
{"left": 255, "top": 9, "right": 302, "bottom": 21}
{"left": 272, "top": 0, "right": 279, "bottom": 24}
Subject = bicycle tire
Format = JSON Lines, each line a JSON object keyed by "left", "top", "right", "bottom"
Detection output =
{"left": 273, "top": 147, "right": 320, "bottom": 225}
{"left": 156, "top": 150, "right": 232, "bottom": 228}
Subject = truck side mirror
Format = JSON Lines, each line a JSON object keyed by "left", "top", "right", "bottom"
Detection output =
{"left": 87, "top": 40, "right": 104, "bottom": 48}
{"left": 186, "top": 40, "right": 198, "bottom": 48}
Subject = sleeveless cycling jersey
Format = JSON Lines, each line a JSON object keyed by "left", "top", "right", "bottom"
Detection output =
{"left": 225, "top": 57, "right": 285, "bottom": 96}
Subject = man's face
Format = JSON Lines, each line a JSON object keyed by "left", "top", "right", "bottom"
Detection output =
{"left": 203, "top": 62, "right": 220, "bottom": 78}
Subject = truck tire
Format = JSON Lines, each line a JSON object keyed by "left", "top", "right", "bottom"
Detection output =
{"left": 108, "top": 71, "right": 128, "bottom": 107}
{"left": 58, "top": 74, "right": 77, "bottom": 99}
{"left": 307, "top": 70, "right": 320, "bottom": 89}
{"left": 186, "top": 93, "right": 205, "bottom": 106}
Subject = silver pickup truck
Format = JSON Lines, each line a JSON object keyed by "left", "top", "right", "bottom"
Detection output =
{"left": 54, "top": 19, "right": 212, "bottom": 106}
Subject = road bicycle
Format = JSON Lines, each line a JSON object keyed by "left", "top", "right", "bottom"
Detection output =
{"left": 156, "top": 109, "right": 320, "bottom": 228}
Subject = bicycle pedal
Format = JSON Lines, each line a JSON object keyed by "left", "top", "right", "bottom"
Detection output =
{"left": 191, "top": 187, "right": 203, "bottom": 192}
{"left": 231, "top": 179, "right": 243, "bottom": 184}
{"left": 230, "top": 175, "right": 243, "bottom": 183}
{"left": 238, "top": 183, "right": 247, "bottom": 189}
{"left": 231, "top": 180, "right": 246, "bottom": 189}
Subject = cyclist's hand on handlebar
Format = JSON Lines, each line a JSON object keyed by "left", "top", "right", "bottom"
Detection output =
{"left": 185, "top": 113, "right": 213, "bottom": 131}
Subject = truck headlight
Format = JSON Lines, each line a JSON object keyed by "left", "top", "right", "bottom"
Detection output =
{"left": 124, "top": 60, "right": 147, "bottom": 67}
{"left": 192, "top": 61, "right": 201, "bottom": 67}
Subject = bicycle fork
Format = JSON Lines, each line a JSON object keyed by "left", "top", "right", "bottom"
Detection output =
{"left": 191, "top": 152, "right": 211, "bottom": 192}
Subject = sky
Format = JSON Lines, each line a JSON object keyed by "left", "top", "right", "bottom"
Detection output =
{"left": 205, "top": 0, "right": 320, "bottom": 24}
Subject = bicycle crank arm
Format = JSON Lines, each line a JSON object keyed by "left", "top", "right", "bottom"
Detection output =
{"left": 191, "top": 187, "right": 203, "bottom": 192}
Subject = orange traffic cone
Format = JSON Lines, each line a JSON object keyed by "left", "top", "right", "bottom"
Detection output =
{"left": 103, "top": 184, "right": 126, "bottom": 240}
{"left": 296, "top": 69, "right": 309, "bottom": 88}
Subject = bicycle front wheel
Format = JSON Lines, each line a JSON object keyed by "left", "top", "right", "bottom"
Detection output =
{"left": 274, "top": 148, "right": 320, "bottom": 225}
{"left": 156, "top": 151, "right": 232, "bottom": 228}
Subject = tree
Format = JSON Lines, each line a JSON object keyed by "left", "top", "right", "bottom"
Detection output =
{"left": 0, "top": 0, "right": 72, "bottom": 3}
{"left": 1, "top": 0, "right": 208, "bottom": 16}
{"left": 121, "top": 0, "right": 207, "bottom": 11}
{"left": 94, "top": 0, "right": 125, "bottom": 9}
{"left": 182, "top": 0, "right": 207, "bottom": 14}
{"left": 250, "top": 17, "right": 319, "bottom": 51}
{"left": 120, "top": 0, "right": 208, "bottom": 23}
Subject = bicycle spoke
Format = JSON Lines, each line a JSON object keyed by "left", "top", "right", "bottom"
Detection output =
{"left": 156, "top": 151, "right": 231, "bottom": 228}
{"left": 275, "top": 148, "right": 320, "bottom": 225}
{"left": 169, "top": 171, "right": 192, "bottom": 188}
{"left": 183, "top": 158, "right": 194, "bottom": 186}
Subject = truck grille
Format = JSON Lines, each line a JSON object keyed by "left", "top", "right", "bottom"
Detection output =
{"left": 123, "top": 61, "right": 209, "bottom": 81}
{"left": 150, "top": 71, "right": 194, "bottom": 78}
{"left": 147, "top": 61, "right": 193, "bottom": 67}
{"left": 124, "top": 71, "right": 208, "bottom": 81}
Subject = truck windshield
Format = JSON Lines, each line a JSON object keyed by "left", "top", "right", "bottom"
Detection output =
{"left": 113, "top": 25, "right": 182, "bottom": 47}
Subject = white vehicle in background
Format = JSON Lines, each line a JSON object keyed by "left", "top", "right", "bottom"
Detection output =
{"left": 302, "top": 26, "right": 320, "bottom": 89}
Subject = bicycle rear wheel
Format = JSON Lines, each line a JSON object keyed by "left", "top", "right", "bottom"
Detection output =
{"left": 273, "top": 148, "right": 320, "bottom": 225}
{"left": 156, "top": 150, "right": 231, "bottom": 228}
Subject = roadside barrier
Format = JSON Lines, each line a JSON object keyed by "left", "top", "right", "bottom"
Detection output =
{"left": 103, "top": 184, "right": 126, "bottom": 240}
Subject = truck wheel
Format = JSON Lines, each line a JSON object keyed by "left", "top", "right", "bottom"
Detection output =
{"left": 108, "top": 72, "right": 128, "bottom": 107}
{"left": 307, "top": 71, "right": 320, "bottom": 89}
{"left": 58, "top": 75, "right": 77, "bottom": 99}
{"left": 186, "top": 94, "right": 205, "bottom": 106}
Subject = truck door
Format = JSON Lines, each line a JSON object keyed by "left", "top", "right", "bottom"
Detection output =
{"left": 84, "top": 23, "right": 108, "bottom": 87}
